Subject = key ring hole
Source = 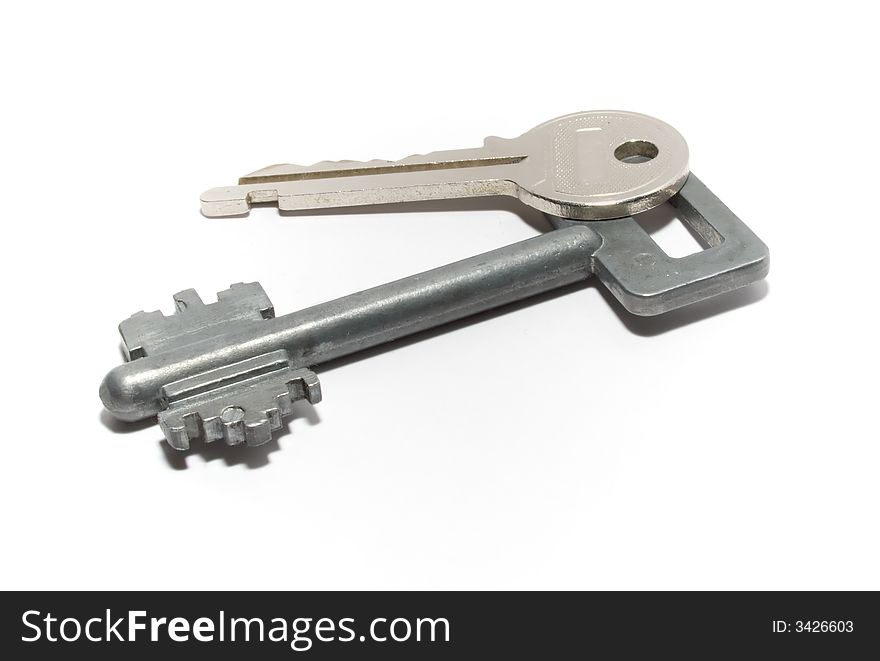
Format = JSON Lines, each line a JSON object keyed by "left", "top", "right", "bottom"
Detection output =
{"left": 614, "top": 140, "right": 659, "bottom": 164}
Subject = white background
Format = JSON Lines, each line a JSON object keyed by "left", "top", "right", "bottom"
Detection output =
{"left": 1, "top": 1, "right": 877, "bottom": 590}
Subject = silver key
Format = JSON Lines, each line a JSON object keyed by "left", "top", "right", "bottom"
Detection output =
{"left": 200, "top": 111, "right": 689, "bottom": 221}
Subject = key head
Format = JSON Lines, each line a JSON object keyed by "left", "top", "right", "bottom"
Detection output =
{"left": 508, "top": 110, "right": 690, "bottom": 220}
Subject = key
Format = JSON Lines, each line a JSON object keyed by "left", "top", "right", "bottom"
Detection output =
{"left": 103, "top": 171, "right": 768, "bottom": 451}
{"left": 200, "top": 111, "right": 690, "bottom": 221}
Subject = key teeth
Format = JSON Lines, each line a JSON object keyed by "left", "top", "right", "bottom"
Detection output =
{"left": 290, "top": 370, "right": 322, "bottom": 404}
{"left": 157, "top": 360, "right": 321, "bottom": 451}
{"left": 161, "top": 410, "right": 273, "bottom": 449}
{"left": 172, "top": 289, "right": 204, "bottom": 311}
{"left": 118, "top": 282, "right": 275, "bottom": 359}
{"left": 158, "top": 406, "right": 283, "bottom": 450}
{"left": 218, "top": 282, "right": 275, "bottom": 319}
{"left": 161, "top": 418, "right": 192, "bottom": 451}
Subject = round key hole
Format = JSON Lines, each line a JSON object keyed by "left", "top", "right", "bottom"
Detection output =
{"left": 614, "top": 140, "right": 659, "bottom": 164}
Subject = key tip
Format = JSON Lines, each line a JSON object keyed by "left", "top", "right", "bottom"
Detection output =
{"left": 200, "top": 187, "right": 252, "bottom": 217}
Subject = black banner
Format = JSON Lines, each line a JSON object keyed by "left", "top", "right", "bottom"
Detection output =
{"left": 2, "top": 591, "right": 876, "bottom": 658}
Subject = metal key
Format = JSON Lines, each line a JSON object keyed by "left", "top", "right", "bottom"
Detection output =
{"left": 200, "top": 111, "right": 690, "bottom": 221}
{"left": 102, "top": 112, "right": 768, "bottom": 451}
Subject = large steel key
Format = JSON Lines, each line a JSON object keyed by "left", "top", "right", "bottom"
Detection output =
{"left": 200, "top": 111, "right": 689, "bottom": 221}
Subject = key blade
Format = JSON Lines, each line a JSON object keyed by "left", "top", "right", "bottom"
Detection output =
{"left": 200, "top": 143, "right": 525, "bottom": 217}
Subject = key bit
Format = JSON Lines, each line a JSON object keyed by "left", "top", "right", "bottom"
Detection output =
{"left": 103, "top": 112, "right": 768, "bottom": 451}
{"left": 120, "top": 282, "right": 274, "bottom": 360}
{"left": 159, "top": 351, "right": 321, "bottom": 451}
